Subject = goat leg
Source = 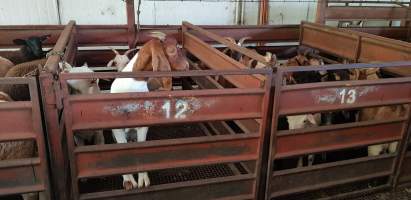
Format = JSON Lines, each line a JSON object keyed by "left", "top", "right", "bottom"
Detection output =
{"left": 113, "top": 129, "right": 138, "bottom": 190}
{"left": 388, "top": 142, "right": 398, "bottom": 154}
{"left": 368, "top": 144, "right": 384, "bottom": 156}
{"left": 136, "top": 127, "right": 150, "bottom": 188}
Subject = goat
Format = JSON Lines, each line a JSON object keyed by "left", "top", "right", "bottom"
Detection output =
{"left": 1, "top": 35, "right": 50, "bottom": 64}
{"left": 0, "top": 56, "right": 14, "bottom": 77}
{"left": 0, "top": 59, "right": 46, "bottom": 101}
{"left": 281, "top": 49, "right": 326, "bottom": 167}
{"left": 111, "top": 32, "right": 189, "bottom": 190}
{"left": 61, "top": 63, "right": 105, "bottom": 146}
{"left": 222, "top": 36, "right": 250, "bottom": 61}
{"left": 352, "top": 68, "right": 408, "bottom": 156}
{"left": 107, "top": 47, "right": 138, "bottom": 72}
{"left": 222, "top": 36, "right": 277, "bottom": 69}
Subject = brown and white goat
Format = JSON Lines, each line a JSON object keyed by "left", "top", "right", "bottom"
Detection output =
{"left": 281, "top": 49, "right": 325, "bottom": 167}
{"left": 222, "top": 37, "right": 277, "bottom": 69}
{"left": 111, "top": 32, "right": 189, "bottom": 190}
{"left": 351, "top": 68, "right": 408, "bottom": 156}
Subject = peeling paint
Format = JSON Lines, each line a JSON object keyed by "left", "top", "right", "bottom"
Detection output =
{"left": 104, "top": 97, "right": 216, "bottom": 119}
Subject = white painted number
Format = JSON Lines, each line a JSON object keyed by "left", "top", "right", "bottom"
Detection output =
{"left": 162, "top": 100, "right": 171, "bottom": 119}
{"left": 162, "top": 100, "right": 189, "bottom": 119}
{"left": 175, "top": 100, "right": 189, "bottom": 119}
{"left": 339, "top": 89, "right": 357, "bottom": 104}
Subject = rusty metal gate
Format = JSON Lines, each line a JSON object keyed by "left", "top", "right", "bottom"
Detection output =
{"left": 0, "top": 77, "right": 51, "bottom": 199}
{"left": 59, "top": 69, "right": 271, "bottom": 200}
{"left": 266, "top": 62, "right": 411, "bottom": 200}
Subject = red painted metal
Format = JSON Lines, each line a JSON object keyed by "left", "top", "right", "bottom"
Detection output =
{"left": 0, "top": 78, "right": 52, "bottom": 199}
{"left": 183, "top": 21, "right": 411, "bottom": 199}
{"left": 266, "top": 63, "right": 411, "bottom": 199}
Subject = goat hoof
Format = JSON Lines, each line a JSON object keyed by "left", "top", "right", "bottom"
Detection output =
{"left": 123, "top": 180, "right": 137, "bottom": 190}
{"left": 138, "top": 172, "right": 150, "bottom": 188}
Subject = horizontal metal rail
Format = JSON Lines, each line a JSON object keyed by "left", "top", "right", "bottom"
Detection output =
{"left": 0, "top": 78, "right": 51, "bottom": 199}
{"left": 61, "top": 69, "right": 272, "bottom": 200}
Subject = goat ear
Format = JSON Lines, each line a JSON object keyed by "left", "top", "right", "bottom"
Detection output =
{"left": 40, "top": 34, "right": 51, "bottom": 42}
{"left": 125, "top": 48, "right": 138, "bottom": 57}
{"left": 110, "top": 47, "right": 120, "bottom": 55}
{"left": 107, "top": 59, "right": 114, "bottom": 67}
{"left": 13, "top": 39, "right": 26, "bottom": 45}
{"left": 237, "top": 36, "right": 251, "bottom": 46}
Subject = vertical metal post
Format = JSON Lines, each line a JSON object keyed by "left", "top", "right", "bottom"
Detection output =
{"left": 126, "top": 0, "right": 136, "bottom": 48}
{"left": 316, "top": 0, "right": 327, "bottom": 24}
{"left": 258, "top": 0, "right": 269, "bottom": 25}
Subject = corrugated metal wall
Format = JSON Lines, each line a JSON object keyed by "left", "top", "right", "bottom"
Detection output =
{"left": 0, "top": 0, "right": 319, "bottom": 25}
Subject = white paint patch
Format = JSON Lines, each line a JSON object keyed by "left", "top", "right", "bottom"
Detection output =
{"left": 104, "top": 101, "right": 155, "bottom": 116}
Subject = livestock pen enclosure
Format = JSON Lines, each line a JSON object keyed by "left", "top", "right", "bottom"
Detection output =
{"left": 0, "top": 17, "right": 411, "bottom": 200}
{"left": 182, "top": 21, "right": 411, "bottom": 200}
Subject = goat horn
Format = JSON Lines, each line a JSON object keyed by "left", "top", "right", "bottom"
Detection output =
{"left": 124, "top": 48, "right": 138, "bottom": 56}
{"left": 109, "top": 47, "right": 120, "bottom": 55}
{"left": 237, "top": 36, "right": 251, "bottom": 46}
{"left": 149, "top": 31, "right": 167, "bottom": 41}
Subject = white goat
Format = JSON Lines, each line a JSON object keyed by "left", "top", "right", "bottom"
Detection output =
{"left": 287, "top": 114, "right": 321, "bottom": 167}
{"left": 61, "top": 63, "right": 105, "bottom": 146}
{"left": 110, "top": 53, "right": 151, "bottom": 190}
{"left": 107, "top": 48, "right": 138, "bottom": 72}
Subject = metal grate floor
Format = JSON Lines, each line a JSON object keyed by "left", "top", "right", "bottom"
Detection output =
{"left": 80, "top": 123, "right": 247, "bottom": 194}
{"left": 349, "top": 187, "right": 411, "bottom": 200}
{"left": 274, "top": 177, "right": 388, "bottom": 200}
{"left": 79, "top": 163, "right": 238, "bottom": 194}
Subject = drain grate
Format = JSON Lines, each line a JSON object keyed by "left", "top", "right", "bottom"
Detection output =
{"left": 79, "top": 163, "right": 238, "bottom": 194}
{"left": 274, "top": 177, "right": 388, "bottom": 200}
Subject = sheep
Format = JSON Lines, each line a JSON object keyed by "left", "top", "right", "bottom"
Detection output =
{"left": 111, "top": 32, "right": 189, "bottom": 190}
{"left": 0, "top": 59, "right": 47, "bottom": 101}
{"left": 0, "top": 56, "right": 14, "bottom": 77}
{"left": 1, "top": 35, "right": 50, "bottom": 65}
{"left": 61, "top": 63, "right": 105, "bottom": 146}
{"left": 107, "top": 48, "right": 138, "bottom": 72}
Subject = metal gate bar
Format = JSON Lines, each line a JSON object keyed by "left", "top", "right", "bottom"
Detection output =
{"left": 60, "top": 69, "right": 272, "bottom": 200}
{"left": 267, "top": 62, "right": 411, "bottom": 199}
{"left": 0, "top": 77, "right": 51, "bottom": 199}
